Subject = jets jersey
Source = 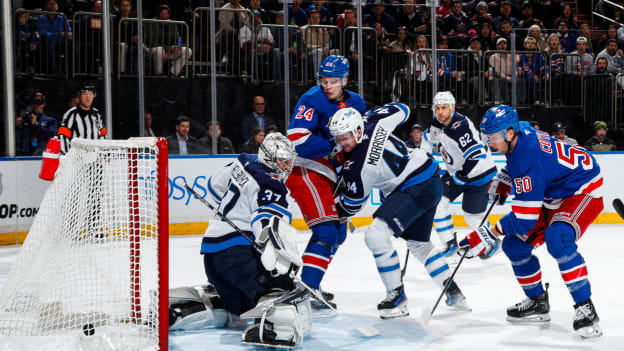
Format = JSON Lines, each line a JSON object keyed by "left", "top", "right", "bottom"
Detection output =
{"left": 425, "top": 111, "right": 496, "bottom": 185}
{"left": 497, "top": 128, "right": 603, "bottom": 236}
{"left": 200, "top": 153, "right": 292, "bottom": 254}
{"left": 336, "top": 103, "right": 439, "bottom": 217}
{"left": 287, "top": 85, "right": 366, "bottom": 182}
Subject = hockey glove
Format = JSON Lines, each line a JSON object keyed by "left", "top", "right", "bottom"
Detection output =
{"left": 452, "top": 171, "right": 469, "bottom": 186}
{"left": 488, "top": 168, "right": 512, "bottom": 205}
{"left": 458, "top": 226, "right": 499, "bottom": 259}
{"left": 257, "top": 217, "right": 303, "bottom": 275}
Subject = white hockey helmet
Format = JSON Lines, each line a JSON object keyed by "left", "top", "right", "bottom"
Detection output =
{"left": 432, "top": 91, "right": 456, "bottom": 116}
{"left": 329, "top": 107, "right": 364, "bottom": 144}
{"left": 258, "top": 132, "right": 297, "bottom": 182}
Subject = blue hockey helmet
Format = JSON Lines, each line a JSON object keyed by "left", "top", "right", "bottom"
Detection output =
{"left": 480, "top": 105, "right": 520, "bottom": 135}
{"left": 318, "top": 55, "right": 350, "bottom": 79}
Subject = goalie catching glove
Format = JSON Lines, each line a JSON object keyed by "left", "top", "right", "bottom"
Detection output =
{"left": 488, "top": 168, "right": 512, "bottom": 205}
{"left": 458, "top": 226, "right": 500, "bottom": 259}
{"left": 256, "top": 217, "right": 303, "bottom": 275}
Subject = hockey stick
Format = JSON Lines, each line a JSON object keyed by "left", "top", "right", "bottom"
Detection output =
{"left": 422, "top": 197, "right": 498, "bottom": 325}
{"left": 400, "top": 249, "right": 410, "bottom": 280}
{"left": 613, "top": 198, "right": 624, "bottom": 220}
{"left": 333, "top": 176, "right": 356, "bottom": 234}
{"left": 185, "top": 183, "right": 380, "bottom": 337}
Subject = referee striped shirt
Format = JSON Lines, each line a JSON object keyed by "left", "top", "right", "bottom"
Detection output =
{"left": 57, "top": 106, "right": 107, "bottom": 155}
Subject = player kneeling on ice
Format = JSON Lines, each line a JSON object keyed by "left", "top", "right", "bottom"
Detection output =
{"left": 459, "top": 105, "right": 603, "bottom": 338}
{"left": 329, "top": 103, "right": 470, "bottom": 320}
{"left": 169, "top": 133, "right": 312, "bottom": 348}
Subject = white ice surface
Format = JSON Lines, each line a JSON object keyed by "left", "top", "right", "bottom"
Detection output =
{"left": 1, "top": 224, "right": 623, "bottom": 350}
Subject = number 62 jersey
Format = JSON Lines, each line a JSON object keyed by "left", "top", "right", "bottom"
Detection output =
{"left": 498, "top": 127, "right": 603, "bottom": 237}
{"left": 336, "top": 103, "right": 439, "bottom": 217}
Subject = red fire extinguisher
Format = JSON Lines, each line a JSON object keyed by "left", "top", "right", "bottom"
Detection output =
{"left": 39, "top": 137, "right": 61, "bottom": 181}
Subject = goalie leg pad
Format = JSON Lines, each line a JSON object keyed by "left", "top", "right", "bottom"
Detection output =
{"left": 169, "top": 286, "right": 229, "bottom": 330}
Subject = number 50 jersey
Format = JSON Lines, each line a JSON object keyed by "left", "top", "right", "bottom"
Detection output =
{"left": 336, "top": 103, "right": 439, "bottom": 217}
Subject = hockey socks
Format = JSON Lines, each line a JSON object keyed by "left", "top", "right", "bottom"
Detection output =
{"left": 372, "top": 250, "right": 402, "bottom": 290}
{"left": 301, "top": 222, "right": 338, "bottom": 290}
{"left": 407, "top": 240, "right": 451, "bottom": 289}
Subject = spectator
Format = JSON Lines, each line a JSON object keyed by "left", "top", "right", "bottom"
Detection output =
{"left": 579, "top": 23, "right": 597, "bottom": 56}
{"left": 584, "top": 121, "right": 617, "bottom": 151}
{"left": 551, "top": 122, "right": 578, "bottom": 145}
{"left": 144, "top": 112, "right": 157, "bottom": 137}
{"left": 14, "top": 9, "right": 38, "bottom": 75}
{"left": 364, "top": 1, "right": 397, "bottom": 35}
{"left": 240, "top": 96, "right": 276, "bottom": 143}
{"left": 517, "top": 36, "right": 546, "bottom": 104}
{"left": 594, "top": 57, "right": 609, "bottom": 74}
{"left": 394, "top": 0, "right": 428, "bottom": 35}
{"left": 498, "top": 20, "right": 522, "bottom": 50}
{"left": 477, "top": 22, "right": 495, "bottom": 51}
{"left": 389, "top": 27, "right": 414, "bottom": 52}
{"left": 566, "top": 37, "right": 594, "bottom": 76}
{"left": 437, "top": 0, "right": 453, "bottom": 19}
{"left": 265, "top": 124, "right": 280, "bottom": 134}
{"left": 27, "top": 91, "right": 58, "bottom": 155}
{"left": 147, "top": 4, "right": 192, "bottom": 76}
{"left": 199, "top": 121, "right": 235, "bottom": 154}
{"left": 239, "top": 126, "right": 265, "bottom": 153}
{"left": 458, "top": 36, "right": 482, "bottom": 103}
{"left": 342, "top": 8, "right": 375, "bottom": 74}
{"left": 239, "top": 10, "right": 274, "bottom": 79}
{"left": 75, "top": 0, "right": 103, "bottom": 74}
{"left": 434, "top": 36, "right": 460, "bottom": 92}
{"left": 57, "top": 83, "right": 105, "bottom": 155}
{"left": 217, "top": 0, "right": 248, "bottom": 65}
{"left": 470, "top": 1, "right": 493, "bottom": 29}
{"left": 493, "top": 1, "right": 519, "bottom": 32}
{"left": 405, "top": 123, "right": 431, "bottom": 152}
{"left": 487, "top": 37, "right": 516, "bottom": 103}
{"left": 15, "top": 111, "right": 35, "bottom": 156}
{"left": 166, "top": 115, "right": 205, "bottom": 154}
{"left": 596, "top": 24, "right": 623, "bottom": 56}
{"left": 306, "top": 0, "right": 332, "bottom": 25}
{"left": 596, "top": 39, "right": 624, "bottom": 77}
{"left": 113, "top": 0, "right": 136, "bottom": 74}
{"left": 524, "top": 0, "right": 547, "bottom": 23}
{"left": 271, "top": 10, "right": 300, "bottom": 80}
{"left": 554, "top": 3, "right": 578, "bottom": 31}
{"left": 301, "top": 9, "right": 339, "bottom": 74}
{"left": 443, "top": 0, "right": 472, "bottom": 36}
{"left": 518, "top": 2, "right": 543, "bottom": 33}
{"left": 414, "top": 34, "right": 432, "bottom": 82}
{"left": 288, "top": 0, "right": 307, "bottom": 27}
{"left": 556, "top": 20, "right": 577, "bottom": 53}
{"left": 527, "top": 24, "right": 546, "bottom": 51}
{"left": 37, "top": 0, "right": 72, "bottom": 74}
{"left": 529, "top": 120, "right": 541, "bottom": 130}
{"left": 545, "top": 33, "right": 563, "bottom": 72}
{"left": 247, "top": 0, "right": 271, "bottom": 25}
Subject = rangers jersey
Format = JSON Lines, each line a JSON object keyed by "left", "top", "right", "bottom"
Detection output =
{"left": 201, "top": 153, "right": 292, "bottom": 254}
{"left": 425, "top": 111, "right": 496, "bottom": 185}
{"left": 497, "top": 128, "right": 603, "bottom": 236}
{"left": 287, "top": 85, "right": 366, "bottom": 182}
{"left": 336, "top": 103, "right": 439, "bottom": 217}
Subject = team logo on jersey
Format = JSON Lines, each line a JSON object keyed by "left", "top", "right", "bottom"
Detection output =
{"left": 338, "top": 101, "right": 348, "bottom": 109}
{"left": 440, "top": 146, "right": 454, "bottom": 165}
{"left": 343, "top": 160, "right": 354, "bottom": 170}
{"left": 451, "top": 121, "right": 461, "bottom": 130}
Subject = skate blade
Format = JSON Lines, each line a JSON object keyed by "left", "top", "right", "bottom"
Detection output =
{"left": 311, "top": 308, "right": 337, "bottom": 319}
{"left": 506, "top": 313, "right": 551, "bottom": 324}
{"left": 575, "top": 324, "right": 603, "bottom": 339}
{"left": 448, "top": 304, "right": 472, "bottom": 312}
{"left": 242, "top": 340, "right": 295, "bottom": 349}
{"left": 379, "top": 304, "right": 410, "bottom": 319}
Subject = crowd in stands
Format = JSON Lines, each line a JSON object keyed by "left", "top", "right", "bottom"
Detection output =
{"left": 11, "top": 0, "right": 624, "bottom": 154}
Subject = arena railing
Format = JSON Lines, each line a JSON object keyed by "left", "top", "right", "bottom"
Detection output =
{"left": 14, "top": 9, "right": 71, "bottom": 78}
{"left": 299, "top": 24, "right": 341, "bottom": 84}
{"left": 548, "top": 53, "right": 585, "bottom": 108}
{"left": 72, "top": 11, "right": 114, "bottom": 77}
{"left": 340, "top": 26, "right": 378, "bottom": 85}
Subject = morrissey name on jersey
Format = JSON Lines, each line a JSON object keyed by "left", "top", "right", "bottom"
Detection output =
{"left": 367, "top": 126, "right": 389, "bottom": 166}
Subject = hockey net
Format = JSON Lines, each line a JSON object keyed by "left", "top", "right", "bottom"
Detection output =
{"left": 0, "top": 138, "right": 169, "bottom": 350}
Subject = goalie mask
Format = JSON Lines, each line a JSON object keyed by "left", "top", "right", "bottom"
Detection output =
{"left": 258, "top": 132, "right": 297, "bottom": 182}
{"left": 329, "top": 107, "right": 364, "bottom": 144}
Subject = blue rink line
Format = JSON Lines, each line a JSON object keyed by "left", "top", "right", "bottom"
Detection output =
{"left": 169, "top": 316, "right": 438, "bottom": 351}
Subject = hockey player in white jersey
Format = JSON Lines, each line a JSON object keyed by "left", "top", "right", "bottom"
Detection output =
{"left": 329, "top": 103, "right": 470, "bottom": 319}
{"left": 168, "top": 133, "right": 312, "bottom": 348}
{"left": 425, "top": 91, "right": 499, "bottom": 258}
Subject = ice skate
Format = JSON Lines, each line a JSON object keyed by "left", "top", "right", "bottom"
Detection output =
{"left": 573, "top": 298, "right": 602, "bottom": 338}
{"left": 444, "top": 278, "right": 471, "bottom": 312}
{"left": 378, "top": 285, "right": 409, "bottom": 319}
{"left": 506, "top": 284, "right": 550, "bottom": 323}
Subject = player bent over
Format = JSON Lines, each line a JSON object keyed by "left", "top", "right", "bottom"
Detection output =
{"left": 425, "top": 91, "right": 499, "bottom": 257}
{"left": 286, "top": 55, "right": 366, "bottom": 308}
{"left": 460, "top": 105, "right": 603, "bottom": 338}
{"left": 329, "top": 103, "right": 470, "bottom": 319}
{"left": 169, "top": 133, "right": 312, "bottom": 348}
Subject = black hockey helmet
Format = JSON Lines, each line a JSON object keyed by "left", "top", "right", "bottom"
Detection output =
{"left": 552, "top": 122, "right": 566, "bottom": 133}
{"left": 78, "top": 82, "right": 97, "bottom": 97}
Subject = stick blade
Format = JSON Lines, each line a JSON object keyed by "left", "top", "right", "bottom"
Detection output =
{"left": 420, "top": 307, "right": 432, "bottom": 326}
{"left": 356, "top": 325, "right": 380, "bottom": 337}
{"left": 613, "top": 199, "right": 624, "bottom": 220}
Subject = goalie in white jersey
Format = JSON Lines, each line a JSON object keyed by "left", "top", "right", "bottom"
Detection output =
{"left": 168, "top": 133, "right": 312, "bottom": 349}
{"left": 329, "top": 103, "right": 470, "bottom": 319}
{"left": 425, "top": 91, "right": 499, "bottom": 258}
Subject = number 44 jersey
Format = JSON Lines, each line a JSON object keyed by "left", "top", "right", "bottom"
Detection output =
{"left": 336, "top": 103, "right": 439, "bottom": 217}
{"left": 498, "top": 127, "right": 603, "bottom": 237}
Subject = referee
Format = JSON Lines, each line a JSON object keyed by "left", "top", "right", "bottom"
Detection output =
{"left": 57, "top": 83, "right": 107, "bottom": 155}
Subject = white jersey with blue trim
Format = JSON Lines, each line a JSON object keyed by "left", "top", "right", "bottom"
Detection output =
{"left": 201, "top": 153, "right": 292, "bottom": 254}
{"left": 336, "top": 103, "right": 439, "bottom": 217}
{"left": 425, "top": 111, "right": 496, "bottom": 185}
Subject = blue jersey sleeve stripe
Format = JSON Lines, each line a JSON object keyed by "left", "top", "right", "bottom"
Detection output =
{"left": 207, "top": 178, "right": 222, "bottom": 202}
{"left": 251, "top": 213, "right": 274, "bottom": 227}
{"left": 463, "top": 144, "right": 484, "bottom": 158}
{"left": 434, "top": 215, "right": 452, "bottom": 222}
{"left": 387, "top": 103, "right": 410, "bottom": 124}
{"left": 200, "top": 236, "right": 252, "bottom": 253}
{"left": 342, "top": 195, "right": 369, "bottom": 205}
{"left": 264, "top": 203, "right": 292, "bottom": 222}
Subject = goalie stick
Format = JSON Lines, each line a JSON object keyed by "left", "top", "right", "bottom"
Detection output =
{"left": 421, "top": 197, "right": 498, "bottom": 325}
{"left": 184, "top": 183, "right": 380, "bottom": 338}
{"left": 614, "top": 198, "right": 624, "bottom": 220}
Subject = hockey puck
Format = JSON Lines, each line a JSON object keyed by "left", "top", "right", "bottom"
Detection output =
{"left": 83, "top": 323, "right": 95, "bottom": 336}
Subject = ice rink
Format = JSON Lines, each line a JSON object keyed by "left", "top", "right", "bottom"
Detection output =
{"left": 1, "top": 224, "right": 622, "bottom": 350}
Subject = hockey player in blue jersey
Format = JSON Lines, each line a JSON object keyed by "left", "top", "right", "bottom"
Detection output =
{"left": 425, "top": 91, "right": 499, "bottom": 258}
{"left": 169, "top": 133, "right": 312, "bottom": 348}
{"left": 459, "top": 105, "right": 603, "bottom": 338}
{"left": 286, "top": 55, "right": 366, "bottom": 308}
{"left": 329, "top": 103, "right": 470, "bottom": 319}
